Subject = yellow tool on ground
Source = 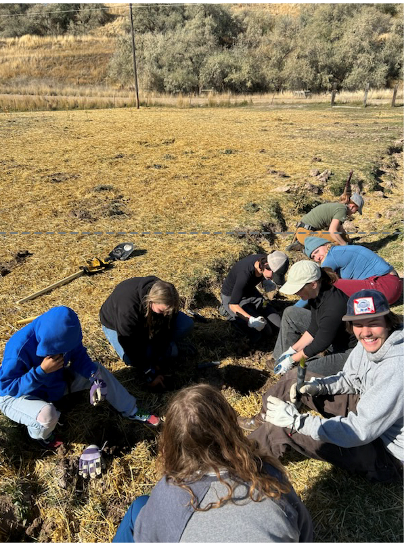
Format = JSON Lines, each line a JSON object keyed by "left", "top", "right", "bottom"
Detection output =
{"left": 16, "top": 243, "right": 135, "bottom": 305}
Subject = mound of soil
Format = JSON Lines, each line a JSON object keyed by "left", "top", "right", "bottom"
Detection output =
{"left": 0, "top": 250, "right": 32, "bottom": 276}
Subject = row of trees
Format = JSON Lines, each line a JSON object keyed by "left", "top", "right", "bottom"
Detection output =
{"left": 109, "top": 4, "right": 402, "bottom": 94}
{"left": 0, "top": 3, "right": 112, "bottom": 37}
{"left": 0, "top": 4, "right": 402, "bottom": 94}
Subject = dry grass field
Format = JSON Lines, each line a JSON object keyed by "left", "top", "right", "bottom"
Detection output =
{"left": 0, "top": 104, "right": 403, "bottom": 542}
{"left": 0, "top": 32, "right": 402, "bottom": 114}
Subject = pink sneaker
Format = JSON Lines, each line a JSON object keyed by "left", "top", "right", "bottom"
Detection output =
{"left": 129, "top": 409, "right": 160, "bottom": 427}
{"left": 37, "top": 432, "right": 64, "bottom": 450}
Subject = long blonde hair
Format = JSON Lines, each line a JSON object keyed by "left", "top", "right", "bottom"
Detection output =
{"left": 143, "top": 280, "right": 180, "bottom": 337}
{"left": 157, "top": 384, "right": 291, "bottom": 511}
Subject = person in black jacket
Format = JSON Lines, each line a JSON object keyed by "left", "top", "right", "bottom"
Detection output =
{"left": 220, "top": 251, "right": 289, "bottom": 342}
{"left": 272, "top": 261, "right": 356, "bottom": 374}
{"left": 238, "top": 260, "right": 357, "bottom": 432}
{"left": 100, "top": 277, "right": 193, "bottom": 389}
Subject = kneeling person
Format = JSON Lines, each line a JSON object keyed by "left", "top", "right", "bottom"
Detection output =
{"left": 245, "top": 290, "right": 403, "bottom": 483}
{"left": 220, "top": 251, "right": 289, "bottom": 341}
{"left": 100, "top": 277, "right": 194, "bottom": 390}
{"left": 0, "top": 307, "right": 159, "bottom": 448}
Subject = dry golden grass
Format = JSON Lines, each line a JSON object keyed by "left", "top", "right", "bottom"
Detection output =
{"left": 0, "top": 33, "right": 402, "bottom": 114}
{"left": 0, "top": 104, "right": 403, "bottom": 542}
{"left": 0, "top": 35, "right": 115, "bottom": 86}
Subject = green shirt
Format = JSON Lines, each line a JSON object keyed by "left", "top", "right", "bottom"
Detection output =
{"left": 301, "top": 202, "right": 347, "bottom": 230}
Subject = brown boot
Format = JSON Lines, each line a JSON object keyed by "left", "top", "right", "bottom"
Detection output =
{"left": 237, "top": 413, "right": 265, "bottom": 432}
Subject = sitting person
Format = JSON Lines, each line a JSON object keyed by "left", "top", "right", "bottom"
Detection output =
{"left": 243, "top": 290, "right": 403, "bottom": 484}
{"left": 304, "top": 236, "right": 403, "bottom": 305}
{"left": 113, "top": 383, "right": 313, "bottom": 543}
{"left": 267, "top": 261, "right": 356, "bottom": 378}
{"left": 0, "top": 307, "right": 159, "bottom": 448}
{"left": 288, "top": 193, "right": 364, "bottom": 250}
{"left": 220, "top": 251, "right": 289, "bottom": 342}
{"left": 100, "top": 276, "right": 194, "bottom": 390}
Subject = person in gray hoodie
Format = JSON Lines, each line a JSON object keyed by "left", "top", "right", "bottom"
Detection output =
{"left": 245, "top": 289, "right": 403, "bottom": 483}
{"left": 113, "top": 384, "right": 313, "bottom": 543}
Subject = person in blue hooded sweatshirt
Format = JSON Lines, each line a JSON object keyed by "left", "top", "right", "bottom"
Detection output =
{"left": 0, "top": 306, "right": 159, "bottom": 448}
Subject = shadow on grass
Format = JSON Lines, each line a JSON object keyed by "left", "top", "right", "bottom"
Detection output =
{"left": 277, "top": 447, "right": 403, "bottom": 542}
{"left": 299, "top": 461, "right": 403, "bottom": 542}
{"left": 359, "top": 231, "right": 402, "bottom": 252}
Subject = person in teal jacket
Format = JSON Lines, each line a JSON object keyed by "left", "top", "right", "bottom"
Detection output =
{"left": 0, "top": 306, "right": 159, "bottom": 448}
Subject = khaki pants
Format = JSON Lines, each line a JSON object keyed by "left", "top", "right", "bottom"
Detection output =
{"left": 295, "top": 228, "right": 350, "bottom": 245}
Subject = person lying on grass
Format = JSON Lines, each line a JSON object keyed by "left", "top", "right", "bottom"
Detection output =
{"left": 303, "top": 236, "right": 403, "bottom": 305}
{"left": 262, "top": 260, "right": 357, "bottom": 382}
{"left": 0, "top": 306, "right": 159, "bottom": 449}
{"left": 100, "top": 276, "right": 194, "bottom": 391}
{"left": 113, "top": 383, "right": 313, "bottom": 543}
{"left": 288, "top": 192, "right": 364, "bottom": 251}
{"left": 220, "top": 251, "right": 289, "bottom": 343}
{"left": 241, "top": 290, "right": 403, "bottom": 484}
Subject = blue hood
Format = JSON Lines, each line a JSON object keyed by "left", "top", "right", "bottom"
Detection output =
{"left": 34, "top": 306, "right": 83, "bottom": 357}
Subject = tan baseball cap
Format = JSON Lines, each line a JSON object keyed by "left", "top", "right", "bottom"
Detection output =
{"left": 279, "top": 261, "right": 321, "bottom": 295}
{"left": 267, "top": 251, "right": 289, "bottom": 285}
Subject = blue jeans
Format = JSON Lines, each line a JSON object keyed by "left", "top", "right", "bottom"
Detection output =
{"left": 102, "top": 311, "right": 194, "bottom": 367}
{"left": 113, "top": 495, "right": 149, "bottom": 543}
{"left": 0, "top": 362, "right": 138, "bottom": 441}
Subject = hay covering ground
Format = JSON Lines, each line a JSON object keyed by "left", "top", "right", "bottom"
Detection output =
{"left": 0, "top": 104, "right": 403, "bottom": 542}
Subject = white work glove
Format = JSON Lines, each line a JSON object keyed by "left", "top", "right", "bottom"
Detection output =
{"left": 290, "top": 377, "right": 326, "bottom": 404}
{"left": 273, "top": 347, "right": 297, "bottom": 375}
{"left": 277, "top": 347, "right": 297, "bottom": 363}
{"left": 265, "top": 396, "right": 301, "bottom": 429}
{"left": 274, "top": 355, "right": 296, "bottom": 375}
{"left": 248, "top": 316, "right": 266, "bottom": 331}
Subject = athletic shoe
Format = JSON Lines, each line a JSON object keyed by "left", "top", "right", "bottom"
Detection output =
{"left": 37, "top": 432, "right": 64, "bottom": 450}
{"left": 128, "top": 409, "right": 160, "bottom": 427}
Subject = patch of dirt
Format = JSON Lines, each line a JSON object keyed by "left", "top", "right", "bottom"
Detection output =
{"left": 69, "top": 207, "right": 95, "bottom": 222}
{"left": 69, "top": 194, "right": 129, "bottom": 222}
{"left": 0, "top": 250, "right": 33, "bottom": 277}
{"left": 36, "top": 518, "right": 58, "bottom": 543}
{"left": 93, "top": 184, "right": 115, "bottom": 192}
{"left": 0, "top": 495, "right": 22, "bottom": 541}
{"left": 44, "top": 172, "right": 80, "bottom": 183}
{"left": 0, "top": 482, "right": 40, "bottom": 542}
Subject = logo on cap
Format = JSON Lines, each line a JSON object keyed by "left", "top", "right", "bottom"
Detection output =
{"left": 353, "top": 297, "right": 375, "bottom": 315}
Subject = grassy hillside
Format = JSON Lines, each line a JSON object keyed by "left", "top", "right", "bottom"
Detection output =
{"left": 0, "top": 104, "right": 402, "bottom": 542}
{"left": 0, "top": 34, "right": 116, "bottom": 86}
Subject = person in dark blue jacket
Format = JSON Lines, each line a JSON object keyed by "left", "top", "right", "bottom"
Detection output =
{"left": 0, "top": 306, "right": 159, "bottom": 448}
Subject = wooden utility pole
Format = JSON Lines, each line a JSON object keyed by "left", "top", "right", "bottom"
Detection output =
{"left": 363, "top": 82, "right": 370, "bottom": 108}
{"left": 391, "top": 83, "right": 398, "bottom": 107}
{"left": 330, "top": 83, "right": 337, "bottom": 106}
{"left": 129, "top": 3, "right": 140, "bottom": 109}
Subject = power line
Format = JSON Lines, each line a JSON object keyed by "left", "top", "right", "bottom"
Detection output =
{"left": 0, "top": 4, "right": 187, "bottom": 19}
{"left": 0, "top": 6, "right": 117, "bottom": 19}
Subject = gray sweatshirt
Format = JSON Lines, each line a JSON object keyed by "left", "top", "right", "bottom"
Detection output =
{"left": 134, "top": 466, "right": 313, "bottom": 542}
{"left": 297, "top": 328, "right": 404, "bottom": 461}
{"left": 182, "top": 477, "right": 311, "bottom": 542}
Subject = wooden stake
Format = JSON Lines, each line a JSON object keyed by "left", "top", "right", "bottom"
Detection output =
{"left": 17, "top": 270, "right": 85, "bottom": 304}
